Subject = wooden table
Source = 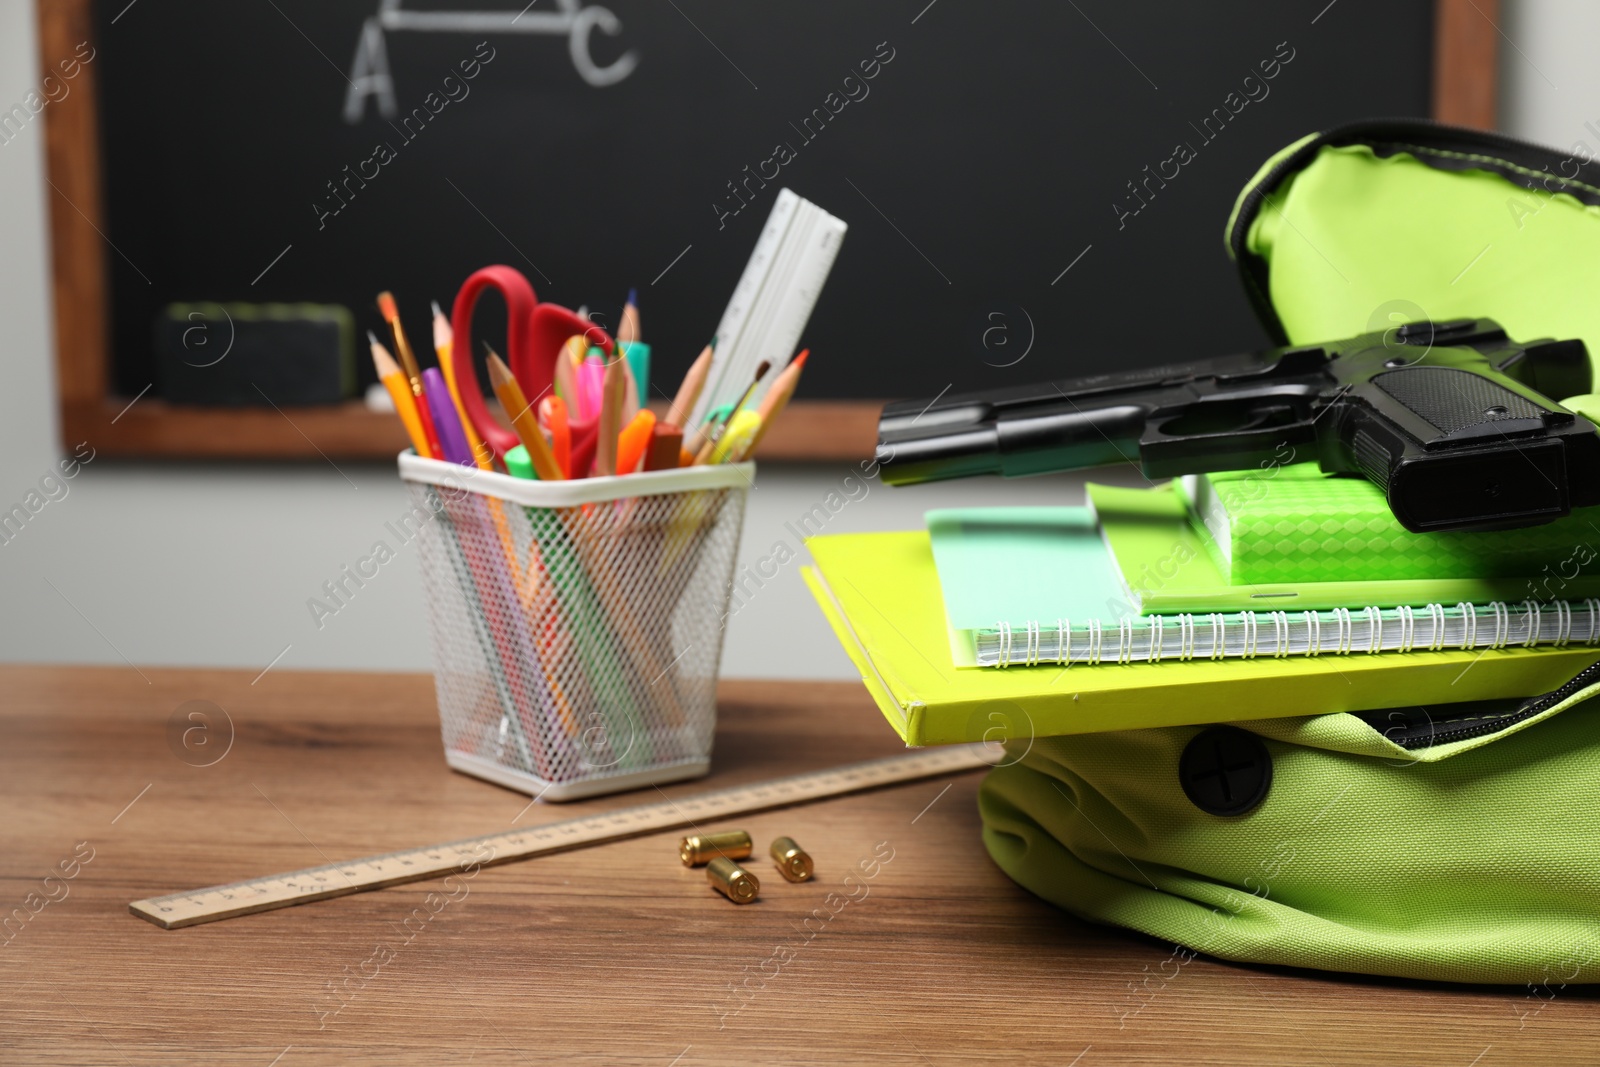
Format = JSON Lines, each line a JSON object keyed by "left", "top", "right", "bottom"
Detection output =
{"left": 3, "top": 665, "right": 1594, "bottom": 1065}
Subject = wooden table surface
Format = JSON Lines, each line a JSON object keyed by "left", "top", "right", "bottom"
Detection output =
{"left": 3, "top": 665, "right": 1595, "bottom": 1065}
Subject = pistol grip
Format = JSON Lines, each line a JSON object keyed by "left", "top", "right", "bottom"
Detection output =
{"left": 1343, "top": 366, "right": 1585, "bottom": 532}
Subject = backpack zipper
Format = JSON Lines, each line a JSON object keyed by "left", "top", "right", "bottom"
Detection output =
{"left": 1365, "top": 659, "right": 1600, "bottom": 750}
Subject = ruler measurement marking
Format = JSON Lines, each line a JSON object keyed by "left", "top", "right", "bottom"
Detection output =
{"left": 130, "top": 746, "right": 991, "bottom": 929}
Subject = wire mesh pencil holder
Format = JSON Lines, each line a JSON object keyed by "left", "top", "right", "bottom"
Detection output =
{"left": 398, "top": 452, "right": 753, "bottom": 801}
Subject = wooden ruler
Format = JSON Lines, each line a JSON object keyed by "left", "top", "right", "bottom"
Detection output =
{"left": 130, "top": 745, "right": 993, "bottom": 929}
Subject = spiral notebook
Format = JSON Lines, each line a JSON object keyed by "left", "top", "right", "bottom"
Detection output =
{"left": 928, "top": 506, "right": 1600, "bottom": 669}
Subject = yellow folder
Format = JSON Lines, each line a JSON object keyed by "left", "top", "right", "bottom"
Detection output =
{"left": 803, "top": 530, "right": 1600, "bottom": 746}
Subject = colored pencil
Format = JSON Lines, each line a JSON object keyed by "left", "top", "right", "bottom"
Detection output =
{"left": 618, "top": 287, "right": 640, "bottom": 346}
{"left": 595, "top": 358, "right": 627, "bottom": 476}
{"left": 671, "top": 339, "right": 715, "bottom": 451}
{"left": 738, "top": 349, "right": 809, "bottom": 460}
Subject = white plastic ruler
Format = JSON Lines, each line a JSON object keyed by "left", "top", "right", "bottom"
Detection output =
{"left": 694, "top": 188, "right": 847, "bottom": 426}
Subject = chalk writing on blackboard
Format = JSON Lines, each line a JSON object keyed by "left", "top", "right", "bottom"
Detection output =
{"left": 344, "top": 0, "right": 639, "bottom": 123}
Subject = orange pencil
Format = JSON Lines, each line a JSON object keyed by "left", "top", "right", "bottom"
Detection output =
{"left": 615, "top": 409, "right": 656, "bottom": 475}
{"left": 595, "top": 358, "right": 627, "bottom": 476}
{"left": 486, "top": 348, "right": 564, "bottom": 481}
{"left": 739, "top": 350, "right": 811, "bottom": 460}
{"left": 369, "top": 332, "right": 431, "bottom": 458}
{"left": 430, "top": 300, "right": 492, "bottom": 471}
{"left": 377, "top": 291, "right": 442, "bottom": 459}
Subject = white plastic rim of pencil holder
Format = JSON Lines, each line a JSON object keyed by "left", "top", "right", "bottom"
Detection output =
{"left": 397, "top": 451, "right": 755, "bottom": 504}
{"left": 397, "top": 450, "right": 754, "bottom": 801}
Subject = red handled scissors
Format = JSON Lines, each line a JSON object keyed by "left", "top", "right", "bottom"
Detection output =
{"left": 447, "top": 264, "right": 615, "bottom": 477}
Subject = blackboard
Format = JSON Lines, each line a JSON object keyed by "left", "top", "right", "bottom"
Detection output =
{"left": 92, "top": 0, "right": 1433, "bottom": 407}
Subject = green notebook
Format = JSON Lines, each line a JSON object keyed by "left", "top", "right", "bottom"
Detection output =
{"left": 1090, "top": 482, "right": 1600, "bottom": 613}
{"left": 802, "top": 529, "right": 1600, "bottom": 746}
{"left": 1182, "top": 463, "right": 1600, "bottom": 588}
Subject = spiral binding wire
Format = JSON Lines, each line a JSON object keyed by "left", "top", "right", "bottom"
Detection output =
{"left": 984, "top": 598, "right": 1600, "bottom": 667}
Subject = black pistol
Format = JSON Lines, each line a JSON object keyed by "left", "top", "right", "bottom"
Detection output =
{"left": 876, "top": 319, "right": 1600, "bottom": 533}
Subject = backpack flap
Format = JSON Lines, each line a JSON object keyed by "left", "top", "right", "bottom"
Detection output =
{"left": 1227, "top": 120, "right": 1600, "bottom": 381}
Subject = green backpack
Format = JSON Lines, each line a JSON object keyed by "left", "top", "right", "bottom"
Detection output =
{"left": 980, "top": 120, "right": 1600, "bottom": 985}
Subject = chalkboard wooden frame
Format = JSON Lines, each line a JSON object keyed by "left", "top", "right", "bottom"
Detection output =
{"left": 38, "top": 0, "right": 1498, "bottom": 463}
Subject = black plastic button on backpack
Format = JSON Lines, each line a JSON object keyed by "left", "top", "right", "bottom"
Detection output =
{"left": 1179, "top": 726, "right": 1273, "bottom": 816}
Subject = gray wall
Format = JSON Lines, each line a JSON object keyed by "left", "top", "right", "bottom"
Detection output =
{"left": 0, "top": 0, "right": 1591, "bottom": 678}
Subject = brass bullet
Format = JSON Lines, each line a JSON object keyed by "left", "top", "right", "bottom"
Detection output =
{"left": 707, "top": 857, "right": 760, "bottom": 903}
{"left": 679, "top": 830, "right": 752, "bottom": 868}
{"left": 770, "top": 836, "right": 814, "bottom": 882}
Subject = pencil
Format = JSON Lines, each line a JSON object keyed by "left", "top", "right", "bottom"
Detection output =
{"left": 739, "top": 350, "right": 810, "bottom": 460}
{"left": 431, "top": 300, "right": 492, "bottom": 471}
{"left": 619, "top": 287, "right": 640, "bottom": 346}
{"left": 694, "top": 360, "right": 769, "bottom": 465}
{"left": 595, "top": 358, "right": 627, "bottom": 476}
{"left": 486, "top": 347, "right": 564, "bottom": 481}
{"left": 370, "top": 332, "right": 431, "bottom": 458}
{"left": 377, "top": 291, "right": 442, "bottom": 459}
{"left": 670, "top": 338, "right": 715, "bottom": 449}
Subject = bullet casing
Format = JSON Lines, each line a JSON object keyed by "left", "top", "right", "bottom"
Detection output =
{"left": 707, "top": 857, "right": 760, "bottom": 903}
{"left": 769, "top": 836, "right": 814, "bottom": 882}
{"left": 679, "top": 830, "right": 753, "bottom": 867}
